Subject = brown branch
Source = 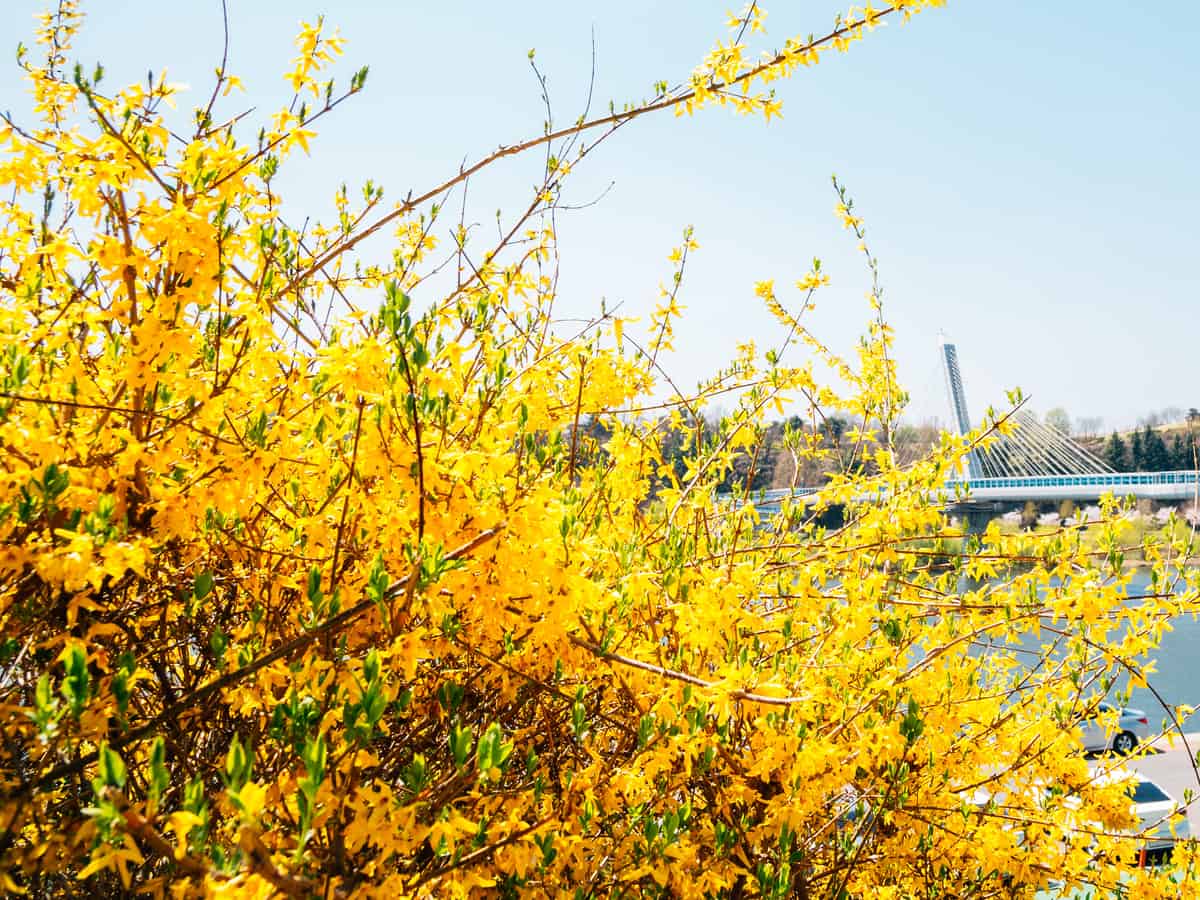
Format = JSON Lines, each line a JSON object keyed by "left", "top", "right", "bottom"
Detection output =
{"left": 268, "top": 8, "right": 898, "bottom": 304}
{"left": 238, "top": 826, "right": 334, "bottom": 897}
{"left": 107, "top": 789, "right": 209, "bottom": 879}
{"left": 1, "top": 524, "right": 505, "bottom": 802}
{"left": 567, "top": 357, "right": 586, "bottom": 480}
{"left": 329, "top": 396, "right": 367, "bottom": 590}
{"left": 196, "top": 0, "right": 232, "bottom": 139}
{"left": 81, "top": 91, "right": 176, "bottom": 199}
{"left": 567, "top": 634, "right": 808, "bottom": 706}
{"left": 410, "top": 817, "right": 550, "bottom": 889}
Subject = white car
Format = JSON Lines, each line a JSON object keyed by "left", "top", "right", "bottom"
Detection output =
{"left": 1125, "top": 776, "right": 1191, "bottom": 854}
{"left": 1080, "top": 703, "right": 1150, "bottom": 755}
{"left": 962, "top": 772, "right": 1191, "bottom": 871}
{"left": 1079, "top": 771, "right": 1191, "bottom": 864}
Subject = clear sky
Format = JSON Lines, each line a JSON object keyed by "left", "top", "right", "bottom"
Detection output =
{"left": 2, "top": 2, "right": 1196, "bottom": 431}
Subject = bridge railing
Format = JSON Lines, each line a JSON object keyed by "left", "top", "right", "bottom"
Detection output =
{"left": 946, "top": 471, "right": 1200, "bottom": 491}
{"left": 725, "top": 471, "right": 1200, "bottom": 511}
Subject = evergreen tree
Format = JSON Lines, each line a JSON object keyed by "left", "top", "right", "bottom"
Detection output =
{"left": 1143, "top": 425, "right": 1169, "bottom": 471}
{"left": 1103, "top": 431, "right": 1128, "bottom": 471}
{"left": 1129, "top": 429, "right": 1145, "bottom": 470}
{"left": 1173, "top": 432, "right": 1196, "bottom": 470}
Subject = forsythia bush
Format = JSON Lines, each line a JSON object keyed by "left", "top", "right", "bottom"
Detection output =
{"left": 2, "top": 2, "right": 1198, "bottom": 897}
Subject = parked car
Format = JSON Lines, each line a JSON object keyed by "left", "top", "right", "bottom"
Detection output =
{"left": 1124, "top": 775, "right": 1190, "bottom": 854}
{"left": 1079, "top": 703, "right": 1150, "bottom": 755}
{"left": 964, "top": 772, "right": 1190, "bottom": 873}
{"left": 1034, "top": 868, "right": 1185, "bottom": 899}
{"left": 1074, "top": 771, "right": 1191, "bottom": 865}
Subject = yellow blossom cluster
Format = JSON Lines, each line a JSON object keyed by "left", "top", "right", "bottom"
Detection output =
{"left": 0, "top": 3, "right": 1197, "bottom": 899}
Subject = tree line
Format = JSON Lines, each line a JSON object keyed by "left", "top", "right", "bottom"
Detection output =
{"left": 1102, "top": 425, "right": 1197, "bottom": 472}
{"left": 653, "top": 416, "right": 1199, "bottom": 494}
{"left": 654, "top": 414, "right": 942, "bottom": 495}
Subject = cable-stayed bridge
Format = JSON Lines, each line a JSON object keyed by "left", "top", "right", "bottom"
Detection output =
{"left": 744, "top": 337, "right": 1200, "bottom": 513}
{"left": 935, "top": 335, "right": 1197, "bottom": 503}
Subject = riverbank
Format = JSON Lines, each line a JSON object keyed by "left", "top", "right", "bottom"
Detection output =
{"left": 948, "top": 506, "right": 1200, "bottom": 566}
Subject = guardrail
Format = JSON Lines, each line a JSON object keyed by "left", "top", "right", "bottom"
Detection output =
{"left": 946, "top": 471, "right": 1200, "bottom": 491}
{"left": 727, "top": 471, "right": 1200, "bottom": 510}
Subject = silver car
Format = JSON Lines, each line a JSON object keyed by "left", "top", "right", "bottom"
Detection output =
{"left": 1080, "top": 702, "right": 1150, "bottom": 755}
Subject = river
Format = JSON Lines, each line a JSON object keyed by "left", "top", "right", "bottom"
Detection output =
{"left": 1114, "top": 569, "right": 1200, "bottom": 726}
{"left": 976, "top": 569, "right": 1200, "bottom": 729}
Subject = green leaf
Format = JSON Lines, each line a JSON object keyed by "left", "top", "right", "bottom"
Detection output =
{"left": 402, "top": 754, "right": 428, "bottom": 793}
{"left": 477, "top": 722, "right": 508, "bottom": 776}
{"left": 899, "top": 697, "right": 924, "bottom": 746}
{"left": 363, "top": 648, "right": 381, "bottom": 685}
{"left": 571, "top": 699, "right": 587, "bottom": 740}
{"left": 31, "top": 672, "right": 62, "bottom": 736}
{"left": 224, "top": 735, "right": 252, "bottom": 791}
{"left": 184, "top": 776, "right": 207, "bottom": 816}
{"left": 300, "top": 734, "right": 326, "bottom": 806}
{"left": 367, "top": 554, "right": 389, "bottom": 607}
{"left": 637, "top": 714, "right": 654, "bottom": 750}
{"left": 149, "top": 737, "right": 169, "bottom": 802}
{"left": 306, "top": 566, "right": 323, "bottom": 611}
{"left": 410, "top": 341, "right": 428, "bottom": 369}
{"left": 194, "top": 571, "right": 214, "bottom": 601}
{"left": 61, "top": 645, "right": 89, "bottom": 718}
{"left": 98, "top": 743, "right": 126, "bottom": 789}
{"left": 451, "top": 723, "right": 473, "bottom": 768}
{"left": 41, "top": 462, "right": 69, "bottom": 500}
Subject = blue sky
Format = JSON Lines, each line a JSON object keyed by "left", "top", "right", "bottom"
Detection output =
{"left": 1, "top": 2, "right": 1196, "bottom": 430}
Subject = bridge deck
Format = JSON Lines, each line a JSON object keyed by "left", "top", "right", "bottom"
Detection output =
{"left": 945, "top": 471, "right": 1200, "bottom": 502}
{"left": 738, "top": 471, "right": 1200, "bottom": 510}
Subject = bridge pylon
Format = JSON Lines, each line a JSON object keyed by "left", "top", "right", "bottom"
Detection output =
{"left": 937, "top": 335, "right": 1114, "bottom": 479}
{"left": 938, "top": 333, "right": 981, "bottom": 479}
